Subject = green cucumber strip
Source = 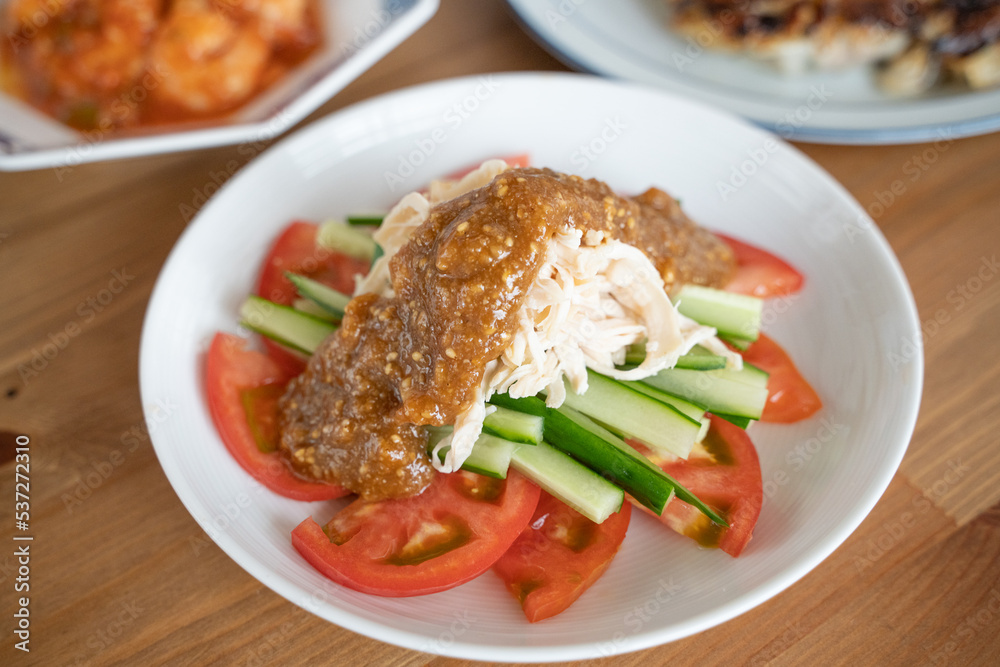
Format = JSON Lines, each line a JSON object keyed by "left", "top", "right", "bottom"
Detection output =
{"left": 676, "top": 349, "right": 728, "bottom": 371}
{"left": 510, "top": 441, "right": 624, "bottom": 524}
{"left": 675, "top": 284, "right": 763, "bottom": 341}
{"left": 731, "top": 362, "right": 770, "bottom": 388}
{"left": 346, "top": 214, "right": 384, "bottom": 226}
{"left": 625, "top": 342, "right": 727, "bottom": 370}
{"left": 427, "top": 428, "right": 517, "bottom": 479}
{"left": 556, "top": 407, "right": 726, "bottom": 525}
{"left": 714, "top": 414, "right": 753, "bottom": 429}
{"left": 239, "top": 296, "right": 335, "bottom": 355}
{"left": 491, "top": 394, "right": 726, "bottom": 525}
{"left": 546, "top": 406, "right": 676, "bottom": 516}
{"left": 556, "top": 370, "right": 699, "bottom": 459}
{"left": 719, "top": 334, "right": 753, "bottom": 351}
{"left": 482, "top": 406, "right": 543, "bottom": 445}
{"left": 316, "top": 221, "right": 378, "bottom": 262}
{"left": 640, "top": 367, "right": 768, "bottom": 421}
{"left": 618, "top": 381, "right": 705, "bottom": 424}
{"left": 623, "top": 341, "right": 646, "bottom": 365}
{"left": 286, "top": 272, "right": 351, "bottom": 318}
{"left": 292, "top": 298, "right": 337, "bottom": 321}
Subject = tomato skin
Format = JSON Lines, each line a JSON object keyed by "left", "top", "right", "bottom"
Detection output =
{"left": 641, "top": 417, "right": 762, "bottom": 557}
{"left": 742, "top": 333, "right": 822, "bottom": 423}
{"left": 205, "top": 333, "right": 350, "bottom": 501}
{"left": 492, "top": 492, "right": 631, "bottom": 622}
{"left": 292, "top": 470, "right": 541, "bottom": 597}
{"left": 255, "top": 220, "right": 368, "bottom": 304}
{"left": 254, "top": 220, "right": 369, "bottom": 374}
{"left": 717, "top": 233, "right": 804, "bottom": 299}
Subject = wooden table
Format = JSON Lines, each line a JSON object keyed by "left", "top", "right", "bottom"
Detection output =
{"left": 3, "top": 1, "right": 1000, "bottom": 665}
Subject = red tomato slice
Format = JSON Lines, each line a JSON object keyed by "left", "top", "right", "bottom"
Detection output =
{"left": 254, "top": 220, "right": 369, "bottom": 373}
{"left": 639, "top": 416, "right": 762, "bottom": 557}
{"left": 717, "top": 233, "right": 804, "bottom": 298}
{"left": 742, "top": 333, "right": 823, "bottom": 423}
{"left": 441, "top": 153, "right": 531, "bottom": 181}
{"left": 205, "top": 333, "right": 350, "bottom": 502}
{"left": 492, "top": 492, "right": 631, "bottom": 622}
{"left": 255, "top": 220, "right": 368, "bottom": 304}
{"left": 292, "top": 469, "right": 541, "bottom": 597}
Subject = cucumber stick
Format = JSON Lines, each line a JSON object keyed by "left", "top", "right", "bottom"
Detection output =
{"left": 430, "top": 424, "right": 623, "bottom": 522}
{"left": 346, "top": 214, "right": 384, "bottom": 226}
{"left": 482, "top": 406, "right": 543, "bottom": 445}
{"left": 732, "top": 363, "right": 769, "bottom": 387}
{"left": 240, "top": 296, "right": 334, "bottom": 355}
{"left": 316, "top": 221, "right": 378, "bottom": 261}
{"left": 719, "top": 334, "right": 753, "bottom": 351}
{"left": 510, "top": 441, "right": 623, "bottom": 523}
{"left": 625, "top": 342, "right": 727, "bottom": 370}
{"left": 641, "top": 367, "right": 769, "bottom": 421}
{"left": 292, "top": 298, "right": 337, "bottom": 321}
{"left": 428, "top": 428, "right": 518, "bottom": 479}
{"left": 675, "top": 284, "right": 763, "bottom": 341}
{"left": 619, "top": 380, "right": 705, "bottom": 423}
{"left": 556, "top": 370, "right": 699, "bottom": 459}
{"left": 286, "top": 272, "right": 351, "bottom": 318}
{"left": 490, "top": 394, "right": 726, "bottom": 525}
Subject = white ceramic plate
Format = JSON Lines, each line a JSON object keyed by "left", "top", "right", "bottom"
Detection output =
{"left": 0, "top": 0, "right": 438, "bottom": 171}
{"left": 506, "top": 0, "right": 1000, "bottom": 144}
{"left": 140, "top": 72, "right": 923, "bottom": 661}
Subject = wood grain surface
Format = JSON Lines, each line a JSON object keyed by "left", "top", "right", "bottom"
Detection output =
{"left": 2, "top": 1, "right": 1000, "bottom": 665}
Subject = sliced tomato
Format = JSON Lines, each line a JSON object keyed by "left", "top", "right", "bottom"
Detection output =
{"left": 254, "top": 220, "right": 368, "bottom": 373}
{"left": 205, "top": 333, "right": 350, "bottom": 501}
{"left": 255, "top": 220, "right": 367, "bottom": 304}
{"left": 292, "top": 469, "right": 540, "bottom": 597}
{"left": 639, "top": 416, "right": 762, "bottom": 557}
{"left": 492, "top": 492, "right": 631, "bottom": 622}
{"left": 441, "top": 153, "right": 531, "bottom": 181}
{"left": 717, "top": 233, "right": 804, "bottom": 299}
{"left": 742, "top": 333, "right": 822, "bottom": 423}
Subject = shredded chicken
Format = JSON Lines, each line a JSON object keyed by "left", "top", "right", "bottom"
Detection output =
{"left": 354, "top": 160, "right": 740, "bottom": 473}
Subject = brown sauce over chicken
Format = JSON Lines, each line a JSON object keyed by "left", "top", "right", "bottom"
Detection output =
{"left": 278, "top": 168, "right": 735, "bottom": 500}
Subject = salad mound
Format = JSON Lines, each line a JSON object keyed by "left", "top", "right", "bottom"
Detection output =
{"left": 205, "top": 157, "right": 822, "bottom": 619}
{"left": 279, "top": 160, "right": 738, "bottom": 499}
